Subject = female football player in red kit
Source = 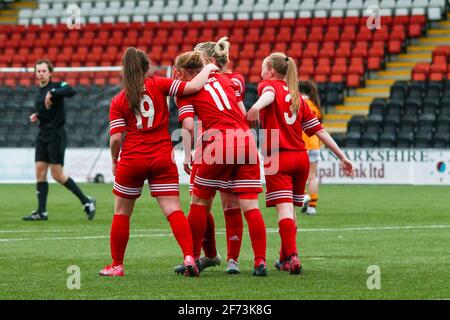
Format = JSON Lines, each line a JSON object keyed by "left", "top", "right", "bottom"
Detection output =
{"left": 174, "top": 38, "right": 247, "bottom": 275}
{"left": 174, "top": 50, "right": 268, "bottom": 276}
{"left": 246, "top": 53, "right": 354, "bottom": 274}
{"left": 99, "top": 47, "right": 218, "bottom": 277}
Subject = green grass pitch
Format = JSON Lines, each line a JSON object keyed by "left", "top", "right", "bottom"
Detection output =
{"left": 0, "top": 183, "right": 449, "bottom": 300}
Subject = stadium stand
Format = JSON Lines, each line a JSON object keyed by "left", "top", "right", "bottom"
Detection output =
{"left": 0, "top": 0, "right": 449, "bottom": 148}
{"left": 340, "top": 79, "right": 450, "bottom": 147}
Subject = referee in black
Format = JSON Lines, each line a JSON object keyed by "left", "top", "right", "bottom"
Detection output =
{"left": 23, "top": 59, "right": 96, "bottom": 221}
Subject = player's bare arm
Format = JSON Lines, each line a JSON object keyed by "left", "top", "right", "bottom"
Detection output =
{"left": 181, "top": 117, "right": 194, "bottom": 175}
{"left": 315, "top": 129, "right": 354, "bottom": 178}
{"left": 247, "top": 91, "right": 275, "bottom": 127}
{"left": 110, "top": 132, "right": 122, "bottom": 176}
{"left": 182, "top": 63, "right": 219, "bottom": 95}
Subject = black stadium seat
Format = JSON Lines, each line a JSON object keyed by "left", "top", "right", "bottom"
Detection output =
{"left": 406, "top": 81, "right": 424, "bottom": 101}
{"left": 361, "top": 132, "right": 378, "bottom": 148}
{"left": 414, "top": 132, "right": 432, "bottom": 148}
{"left": 396, "top": 132, "right": 414, "bottom": 148}
{"left": 365, "top": 115, "right": 382, "bottom": 134}
{"left": 378, "top": 132, "right": 396, "bottom": 148}
{"left": 369, "top": 98, "right": 386, "bottom": 117}
{"left": 347, "top": 115, "right": 365, "bottom": 133}
{"left": 399, "top": 115, "right": 417, "bottom": 133}
{"left": 386, "top": 100, "right": 403, "bottom": 116}
{"left": 343, "top": 132, "right": 361, "bottom": 148}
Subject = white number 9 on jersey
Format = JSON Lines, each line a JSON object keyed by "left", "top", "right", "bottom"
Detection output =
{"left": 135, "top": 94, "right": 155, "bottom": 129}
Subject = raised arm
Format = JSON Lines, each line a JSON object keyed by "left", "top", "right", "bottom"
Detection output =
{"left": 315, "top": 129, "right": 354, "bottom": 177}
{"left": 52, "top": 82, "right": 76, "bottom": 98}
{"left": 246, "top": 91, "right": 275, "bottom": 127}
{"left": 182, "top": 63, "right": 219, "bottom": 95}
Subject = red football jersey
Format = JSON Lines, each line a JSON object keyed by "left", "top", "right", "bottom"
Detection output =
{"left": 225, "top": 71, "right": 246, "bottom": 100}
{"left": 109, "top": 76, "right": 186, "bottom": 158}
{"left": 257, "top": 79, "right": 323, "bottom": 152}
{"left": 176, "top": 73, "right": 247, "bottom": 132}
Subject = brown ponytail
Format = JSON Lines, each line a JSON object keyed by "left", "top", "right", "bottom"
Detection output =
{"left": 266, "top": 53, "right": 300, "bottom": 113}
{"left": 121, "top": 47, "right": 150, "bottom": 114}
{"left": 299, "top": 80, "right": 322, "bottom": 111}
{"left": 175, "top": 50, "right": 205, "bottom": 72}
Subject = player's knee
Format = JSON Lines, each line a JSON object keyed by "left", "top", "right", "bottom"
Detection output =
{"left": 51, "top": 172, "right": 65, "bottom": 183}
{"left": 221, "top": 197, "right": 239, "bottom": 211}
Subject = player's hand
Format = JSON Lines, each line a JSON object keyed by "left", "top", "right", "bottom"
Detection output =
{"left": 45, "top": 92, "right": 53, "bottom": 109}
{"left": 112, "top": 161, "right": 117, "bottom": 176}
{"left": 246, "top": 107, "right": 260, "bottom": 128}
{"left": 183, "top": 163, "right": 192, "bottom": 175}
{"left": 183, "top": 155, "right": 193, "bottom": 175}
{"left": 340, "top": 157, "right": 355, "bottom": 178}
{"left": 29, "top": 113, "right": 38, "bottom": 123}
{"left": 205, "top": 63, "right": 220, "bottom": 72}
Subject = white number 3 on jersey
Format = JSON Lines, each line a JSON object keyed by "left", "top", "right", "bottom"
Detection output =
{"left": 135, "top": 94, "right": 155, "bottom": 129}
{"left": 284, "top": 93, "right": 297, "bottom": 125}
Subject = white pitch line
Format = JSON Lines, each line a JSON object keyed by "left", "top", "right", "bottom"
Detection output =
{"left": 1, "top": 224, "right": 450, "bottom": 243}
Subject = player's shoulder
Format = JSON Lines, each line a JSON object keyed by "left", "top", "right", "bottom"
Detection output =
{"left": 111, "top": 89, "right": 127, "bottom": 107}
{"left": 257, "top": 79, "right": 277, "bottom": 91}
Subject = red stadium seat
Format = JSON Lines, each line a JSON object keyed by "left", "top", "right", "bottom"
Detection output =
{"left": 408, "top": 24, "right": 423, "bottom": 38}
{"left": 346, "top": 74, "right": 361, "bottom": 88}
{"left": 255, "top": 43, "right": 272, "bottom": 59}
{"left": 367, "top": 57, "right": 382, "bottom": 71}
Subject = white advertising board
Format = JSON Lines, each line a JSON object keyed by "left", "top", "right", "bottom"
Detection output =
{"left": 0, "top": 148, "right": 449, "bottom": 185}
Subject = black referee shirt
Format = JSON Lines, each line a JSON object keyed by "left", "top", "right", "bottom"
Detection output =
{"left": 35, "top": 81, "right": 76, "bottom": 130}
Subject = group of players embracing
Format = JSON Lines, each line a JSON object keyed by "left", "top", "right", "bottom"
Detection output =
{"left": 99, "top": 37, "right": 354, "bottom": 278}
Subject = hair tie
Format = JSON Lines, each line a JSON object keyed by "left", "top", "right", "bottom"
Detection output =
{"left": 285, "top": 56, "right": 289, "bottom": 62}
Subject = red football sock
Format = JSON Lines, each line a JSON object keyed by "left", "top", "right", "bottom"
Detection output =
{"left": 279, "top": 218, "right": 298, "bottom": 258}
{"left": 244, "top": 208, "right": 267, "bottom": 267}
{"left": 110, "top": 214, "right": 130, "bottom": 266}
{"left": 224, "top": 208, "right": 243, "bottom": 261}
{"left": 202, "top": 212, "right": 217, "bottom": 258}
{"left": 167, "top": 210, "right": 193, "bottom": 258}
{"left": 279, "top": 243, "right": 287, "bottom": 262}
{"left": 188, "top": 204, "right": 208, "bottom": 259}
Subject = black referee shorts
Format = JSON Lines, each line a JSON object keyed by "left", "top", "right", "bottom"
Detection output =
{"left": 35, "top": 128, "right": 67, "bottom": 166}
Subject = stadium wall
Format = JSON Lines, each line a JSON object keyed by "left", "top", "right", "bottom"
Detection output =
{"left": 1, "top": 148, "right": 449, "bottom": 185}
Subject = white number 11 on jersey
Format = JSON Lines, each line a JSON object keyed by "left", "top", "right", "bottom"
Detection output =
{"left": 204, "top": 82, "right": 232, "bottom": 111}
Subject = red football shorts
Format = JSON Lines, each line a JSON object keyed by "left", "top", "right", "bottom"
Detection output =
{"left": 192, "top": 141, "right": 262, "bottom": 200}
{"left": 113, "top": 153, "right": 179, "bottom": 199}
{"left": 264, "top": 150, "right": 310, "bottom": 207}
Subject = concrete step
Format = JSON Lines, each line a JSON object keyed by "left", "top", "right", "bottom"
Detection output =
{"left": 385, "top": 61, "right": 417, "bottom": 69}
{"left": 323, "top": 122, "right": 347, "bottom": 133}
{"left": 376, "top": 70, "right": 411, "bottom": 80}
{"left": 407, "top": 46, "right": 437, "bottom": 53}
{"left": 336, "top": 104, "right": 370, "bottom": 113}
{"left": 323, "top": 114, "right": 353, "bottom": 122}
{"left": 419, "top": 37, "right": 450, "bottom": 45}
{"left": 397, "top": 53, "right": 432, "bottom": 62}
{"left": 428, "top": 29, "right": 450, "bottom": 36}
{"left": 365, "top": 79, "right": 396, "bottom": 87}
{"left": 355, "top": 87, "right": 390, "bottom": 97}
{"left": 343, "top": 96, "right": 373, "bottom": 104}
{"left": 11, "top": 1, "right": 38, "bottom": 9}
{"left": 0, "top": 16, "right": 17, "bottom": 23}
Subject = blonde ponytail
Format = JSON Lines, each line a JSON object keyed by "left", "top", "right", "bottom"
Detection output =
{"left": 286, "top": 57, "right": 300, "bottom": 113}
{"left": 195, "top": 37, "right": 230, "bottom": 69}
{"left": 266, "top": 53, "right": 301, "bottom": 112}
